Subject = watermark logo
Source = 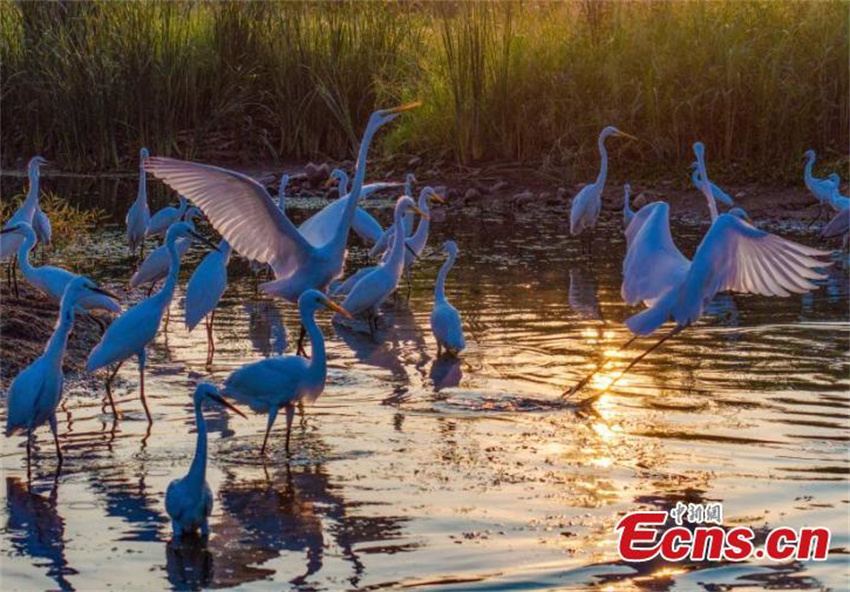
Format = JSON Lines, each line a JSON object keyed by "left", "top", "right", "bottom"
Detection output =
{"left": 616, "top": 503, "right": 830, "bottom": 562}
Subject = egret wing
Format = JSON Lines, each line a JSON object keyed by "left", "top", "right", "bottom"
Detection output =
{"left": 621, "top": 202, "right": 690, "bottom": 306}
{"left": 674, "top": 214, "right": 831, "bottom": 327}
{"left": 146, "top": 157, "right": 312, "bottom": 278}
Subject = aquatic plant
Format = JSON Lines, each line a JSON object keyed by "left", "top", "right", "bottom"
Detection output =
{"left": 0, "top": 191, "right": 107, "bottom": 249}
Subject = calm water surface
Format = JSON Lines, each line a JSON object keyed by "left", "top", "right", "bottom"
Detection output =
{"left": 1, "top": 176, "right": 848, "bottom": 591}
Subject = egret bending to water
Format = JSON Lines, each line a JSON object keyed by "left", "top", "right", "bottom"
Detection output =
{"left": 2, "top": 156, "right": 49, "bottom": 297}
{"left": 567, "top": 143, "right": 831, "bottom": 397}
{"left": 690, "top": 163, "right": 734, "bottom": 207}
{"left": 570, "top": 126, "right": 637, "bottom": 238}
{"left": 339, "top": 196, "right": 426, "bottom": 334}
{"left": 147, "top": 195, "right": 189, "bottom": 239}
{"left": 0, "top": 223, "right": 121, "bottom": 325}
{"left": 131, "top": 207, "right": 202, "bottom": 291}
{"left": 126, "top": 148, "right": 151, "bottom": 259}
{"left": 87, "top": 222, "right": 217, "bottom": 421}
{"left": 185, "top": 239, "right": 233, "bottom": 365}
{"left": 6, "top": 277, "right": 117, "bottom": 469}
{"left": 221, "top": 290, "right": 352, "bottom": 455}
{"left": 430, "top": 241, "right": 465, "bottom": 356}
{"left": 165, "top": 382, "right": 245, "bottom": 539}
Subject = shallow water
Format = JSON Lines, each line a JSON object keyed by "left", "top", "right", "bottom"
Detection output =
{"left": 1, "top": 175, "right": 849, "bottom": 591}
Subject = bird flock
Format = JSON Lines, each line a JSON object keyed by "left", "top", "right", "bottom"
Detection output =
{"left": 2, "top": 103, "right": 843, "bottom": 540}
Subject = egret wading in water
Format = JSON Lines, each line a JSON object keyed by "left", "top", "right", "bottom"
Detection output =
{"left": 338, "top": 196, "right": 427, "bottom": 336}
{"left": 569, "top": 126, "right": 637, "bottom": 248}
{"left": 148, "top": 195, "right": 189, "bottom": 240}
{"left": 32, "top": 201, "right": 52, "bottom": 259}
{"left": 126, "top": 148, "right": 151, "bottom": 261}
{"left": 370, "top": 172, "right": 418, "bottom": 258}
{"left": 430, "top": 241, "right": 466, "bottom": 356}
{"left": 87, "top": 222, "right": 218, "bottom": 421}
{"left": 803, "top": 150, "right": 840, "bottom": 224}
{"left": 131, "top": 207, "right": 202, "bottom": 293}
{"left": 165, "top": 382, "right": 246, "bottom": 539}
{"left": 822, "top": 207, "right": 849, "bottom": 250}
{"left": 2, "top": 156, "right": 49, "bottom": 298}
{"left": 0, "top": 223, "right": 121, "bottom": 331}
{"left": 185, "top": 239, "right": 233, "bottom": 365}
{"left": 146, "top": 103, "right": 419, "bottom": 355}
{"left": 221, "top": 289, "right": 352, "bottom": 455}
{"left": 566, "top": 142, "right": 832, "bottom": 398}
{"left": 5, "top": 277, "right": 117, "bottom": 472}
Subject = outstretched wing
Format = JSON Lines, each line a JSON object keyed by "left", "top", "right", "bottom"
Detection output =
{"left": 146, "top": 157, "right": 313, "bottom": 278}
{"left": 622, "top": 202, "right": 690, "bottom": 306}
{"left": 674, "top": 214, "right": 831, "bottom": 327}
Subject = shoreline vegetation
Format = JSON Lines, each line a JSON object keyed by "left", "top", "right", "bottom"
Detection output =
{"left": 1, "top": 1, "right": 848, "bottom": 182}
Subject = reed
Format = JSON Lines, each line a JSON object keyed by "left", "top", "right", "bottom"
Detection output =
{"left": 1, "top": 1, "right": 846, "bottom": 182}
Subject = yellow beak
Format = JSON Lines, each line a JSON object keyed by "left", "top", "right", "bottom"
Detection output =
{"left": 411, "top": 204, "right": 430, "bottom": 221}
{"left": 323, "top": 177, "right": 338, "bottom": 189}
{"left": 616, "top": 131, "right": 639, "bottom": 141}
{"left": 324, "top": 299, "right": 353, "bottom": 319}
{"left": 385, "top": 101, "right": 422, "bottom": 115}
{"left": 429, "top": 193, "right": 446, "bottom": 204}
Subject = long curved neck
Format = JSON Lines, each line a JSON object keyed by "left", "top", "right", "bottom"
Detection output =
{"left": 45, "top": 294, "right": 76, "bottom": 366}
{"left": 804, "top": 154, "right": 815, "bottom": 183}
{"left": 16, "top": 233, "right": 37, "bottom": 277}
{"left": 435, "top": 251, "right": 456, "bottom": 304}
{"left": 23, "top": 167, "right": 40, "bottom": 214}
{"left": 154, "top": 237, "right": 182, "bottom": 306}
{"left": 137, "top": 165, "right": 147, "bottom": 203}
{"left": 338, "top": 172, "right": 349, "bottom": 197}
{"left": 186, "top": 400, "right": 207, "bottom": 487}
{"left": 695, "top": 155, "right": 718, "bottom": 222}
{"left": 330, "top": 119, "right": 381, "bottom": 250}
{"left": 411, "top": 197, "right": 431, "bottom": 244}
{"left": 386, "top": 206, "right": 409, "bottom": 269}
{"left": 595, "top": 133, "right": 609, "bottom": 187}
{"left": 303, "top": 309, "right": 326, "bottom": 380}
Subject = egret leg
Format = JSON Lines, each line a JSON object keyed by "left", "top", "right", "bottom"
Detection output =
{"left": 260, "top": 407, "right": 279, "bottom": 456}
{"left": 25, "top": 429, "right": 32, "bottom": 481}
{"left": 296, "top": 325, "right": 307, "bottom": 357}
{"left": 105, "top": 361, "right": 123, "bottom": 418}
{"left": 49, "top": 414, "right": 63, "bottom": 468}
{"left": 562, "top": 333, "right": 640, "bottom": 398}
{"left": 205, "top": 311, "right": 216, "bottom": 366}
{"left": 146, "top": 282, "right": 156, "bottom": 298}
{"left": 406, "top": 268, "right": 412, "bottom": 301}
{"left": 164, "top": 305, "right": 170, "bottom": 332}
{"left": 138, "top": 351, "right": 152, "bottom": 423}
{"left": 11, "top": 255, "right": 19, "bottom": 299}
{"left": 284, "top": 404, "right": 295, "bottom": 456}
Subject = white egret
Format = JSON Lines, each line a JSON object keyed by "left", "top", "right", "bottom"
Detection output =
{"left": 302, "top": 167, "right": 401, "bottom": 247}
{"left": 2, "top": 156, "right": 49, "bottom": 297}
{"left": 826, "top": 175, "right": 849, "bottom": 212}
{"left": 147, "top": 195, "right": 189, "bottom": 239}
{"left": 338, "top": 196, "right": 426, "bottom": 334}
{"left": 622, "top": 184, "right": 635, "bottom": 229}
{"left": 5, "top": 276, "right": 118, "bottom": 469}
{"left": 567, "top": 142, "right": 831, "bottom": 397}
{"left": 0, "top": 223, "right": 121, "bottom": 326}
{"left": 221, "top": 289, "right": 352, "bottom": 455}
{"left": 822, "top": 207, "right": 849, "bottom": 250}
{"left": 690, "top": 163, "right": 734, "bottom": 207}
{"left": 278, "top": 173, "right": 290, "bottom": 212}
{"left": 87, "top": 222, "right": 218, "bottom": 421}
{"left": 185, "top": 239, "right": 233, "bottom": 365}
{"left": 430, "top": 241, "right": 465, "bottom": 356}
{"left": 165, "top": 382, "right": 245, "bottom": 539}
{"left": 146, "top": 103, "right": 418, "bottom": 305}
{"left": 131, "top": 207, "right": 202, "bottom": 292}
{"left": 32, "top": 203, "right": 52, "bottom": 249}
{"left": 369, "top": 172, "right": 418, "bottom": 257}
{"left": 803, "top": 150, "right": 840, "bottom": 223}
{"left": 126, "top": 148, "right": 151, "bottom": 259}
{"left": 569, "top": 126, "right": 637, "bottom": 238}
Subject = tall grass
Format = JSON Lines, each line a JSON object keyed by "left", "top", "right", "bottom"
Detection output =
{"left": 1, "top": 1, "right": 847, "bottom": 181}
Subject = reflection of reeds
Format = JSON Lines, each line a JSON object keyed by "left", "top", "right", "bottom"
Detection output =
{"left": 1, "top": 1, "right": 846, "bottom": 180}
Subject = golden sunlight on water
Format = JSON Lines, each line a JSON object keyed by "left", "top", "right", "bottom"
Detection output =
{"left": 0, "top": 180, "right": 848, "bottom": 591}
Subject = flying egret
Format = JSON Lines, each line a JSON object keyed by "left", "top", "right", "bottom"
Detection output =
{"left": 5, "top": 276, "right": 118, "bottom": 470}
{"left": 690, "top": 163, "right": 734, "bottom": 207}
{"left": 622, "top": 184, "right": 635, "bottom": 229}
{"left": 147, "top": 195, "right": 189, "bottom": 239}
{"left": 430, "top": 240, "right": 465, "bottom": 356}
{"left": 369, "top": 172, "right": 418, "bottom": 257}
{"left": 0, "top": 223, "right": 121, "bottom": 327}
{"left": 221, "top": 289, "right": 352, "bottom": 455}
{"left": 185, "top": 239, "right": 233, "bottom": 365}
{"left": 338, "top": 196, "right": 426, "bottom": 334}
{"left": 2, "top": 156, "right": 49, "bottom": 297}
{"left": 569, "top": 126, "right": 637, "bottom": 239}
{"left": 126, "top": 148, "right": 151, "bottom": 259}
{"left": 146, "top": 103, "right": 418, "bottom": 303}
{"left": 131, "top": 208, "right": 202, "bottom": 292}
{"left": 87, "top": 222, "right": 218, "bottom": 422}
{"left": 165, "top": 382, "right": 245, "bottom": 539}
{"left": 567, "top": 143, "right": 831, "bottom": 398}
{"left": 302, "top": 167, "right": 401, "bottom": 247}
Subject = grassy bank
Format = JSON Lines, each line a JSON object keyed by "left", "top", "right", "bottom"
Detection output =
{"left": 1, "top": 1, "right": 847, "bottom": 182}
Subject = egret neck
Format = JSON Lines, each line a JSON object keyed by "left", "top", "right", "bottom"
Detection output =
{"left": 435, "top": 246, "right": 456, "bottom": 305}
{"left": 594, "top": 131, "right": 611, "bottom": 189}
{"left": 301, "top": 299, "right": 327, "bottom": 392}
{"left": 44, "top": 289, "right": 78, "bottom": 373}
{"left": 185, "top": 396, "right": 208, "bottom": 494}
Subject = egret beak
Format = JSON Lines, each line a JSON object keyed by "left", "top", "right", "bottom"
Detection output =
{"left": 383, "top": 101, "right": 422, "bottom": 115}
{"left": 323, "top": 299, "right": 353, "bottom": 319}
{"left": 405, "top": 244, "right": 420, "bottom": 260}
{"left": 0, "top": 226, "right": 19, "bottom": 234}
{"left": 188, "top": 229, "right": 220, "bottom": 251}
{"left": 207, "top": 392, "right": 248, "bottom": 419}
{"left": 615, "top": 131, "right": 639, "bottom": 141}
{"left": 324, "top": 177, "right": 339, "bottom": 189}
{"left": 91, "top": 285, "right": 120, "bottom": 301}
{"left": 411, "top": 204, "right": 429, "bottom": 221}
{"left": 429, "top": 193, "right": 446, "bottom": 205}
